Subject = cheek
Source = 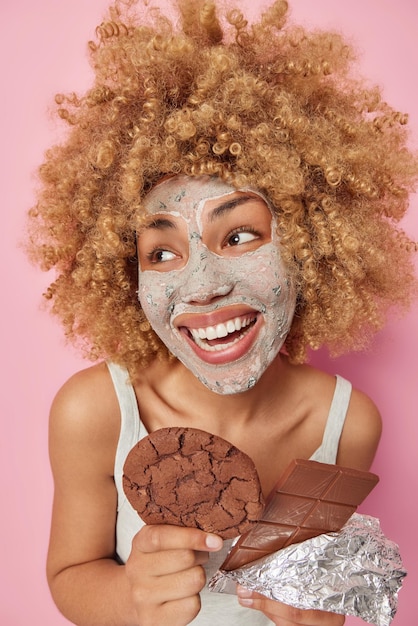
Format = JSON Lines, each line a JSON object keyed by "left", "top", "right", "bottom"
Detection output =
{"left": 138, "top": 271, "right": 183, "bottom": 320}
{"left": 139, "top": 277, "right": 168, "bottom": 313}
{"left": 236, "top": 250, "right": 286, "bottom": 296}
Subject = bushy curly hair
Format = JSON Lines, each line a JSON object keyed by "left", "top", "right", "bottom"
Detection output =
{"left": 27, "top": 0, "right": 418, "bottom": 373}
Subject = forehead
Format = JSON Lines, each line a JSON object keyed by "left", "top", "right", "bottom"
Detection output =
{"left": 142, "top": 175, "right": 239, "bottom": 219}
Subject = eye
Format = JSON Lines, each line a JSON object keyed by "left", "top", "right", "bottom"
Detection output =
{"left": 148, "top": 248, "right": 178, "bottom": 264}
{"left": 226, "top": 228, "right": 258, "bottom": 247}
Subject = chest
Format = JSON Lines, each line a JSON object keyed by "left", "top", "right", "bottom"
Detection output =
{"left": 130, "top": 367, "right": 336, "bottom": 497}
{"left": 230, "top": 423, "right": 324, "bottom": 498}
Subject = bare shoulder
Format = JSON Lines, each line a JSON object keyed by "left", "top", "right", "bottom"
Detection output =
{"left": 49, "top": 362, "right": 121, "bottom": 477}
{"left": 288, "top": 363, "right": 382, "bottom": 472}
{"left": 51, "top": 362, "right": 118, "bottom": 423}
{"left": 337, "top": 384, "right": 382, "bottom": 471}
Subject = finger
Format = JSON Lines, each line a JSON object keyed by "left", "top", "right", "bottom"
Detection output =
{"left": 237, "top": 588, "right": 345, "bottom": 626}
{"left": 134, "top": 545, "right": 209, "bottom": 577}
{"left": 133, "top": 524, "right": 223, "bottom": 554}
{"left": 161, "top": 565, "right": 207, "bottom": 601}
{"left": 140, "top": 594, "right": 202, "bottom": 626}
{"left": 131, "top": 563, "right": 207, "bottom": 610}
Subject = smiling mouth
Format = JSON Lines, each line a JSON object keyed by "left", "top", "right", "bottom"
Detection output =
{"left": 183, "top": 314, "right": 258, "bottom": 353}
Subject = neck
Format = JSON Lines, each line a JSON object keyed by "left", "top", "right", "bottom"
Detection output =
{"left": 165, "top": 352, "right": 292, "bottom": 433}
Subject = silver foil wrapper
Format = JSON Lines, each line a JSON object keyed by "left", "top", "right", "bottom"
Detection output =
{"left": 208, "top": 514, "right": 406, "bottom": 626}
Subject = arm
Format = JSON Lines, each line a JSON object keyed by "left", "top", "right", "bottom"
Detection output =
{"left": 47, "top": 363, "right": 137, "bottom": 625}
{"left": 46, "top": 364, "right": 222, "bottom": 626}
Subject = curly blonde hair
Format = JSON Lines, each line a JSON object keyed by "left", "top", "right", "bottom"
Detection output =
{"left": 27, "top": 0, "right": 418, "bottom": 373}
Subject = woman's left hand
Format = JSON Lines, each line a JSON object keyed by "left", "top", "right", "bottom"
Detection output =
{"left": 237, "top": 586, "right": 345, "bottom": 625}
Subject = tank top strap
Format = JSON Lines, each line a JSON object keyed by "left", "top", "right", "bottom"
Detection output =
{"left": 310, "top": 374, "right": 352, "bottom": 464}
{"left": 106, "top": 361, "right": 145, "bottom": 508}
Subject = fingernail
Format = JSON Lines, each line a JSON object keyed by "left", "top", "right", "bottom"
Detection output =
{"left": 237, "top": 585, "right": 252, "bottom": 598}
{"left": 206, "top": 534, "right": 223, "bottom": 549}
{"left": 237, "top": 586, "right": 253, "bottom": 607}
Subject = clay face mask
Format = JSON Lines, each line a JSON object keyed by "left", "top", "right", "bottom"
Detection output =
{"left": 137, "top": 175, "right": 296, "bottom": 394}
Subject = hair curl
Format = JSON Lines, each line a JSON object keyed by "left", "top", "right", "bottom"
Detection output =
{"left": 26, "top": 0, "right": 418, "bottom": 373}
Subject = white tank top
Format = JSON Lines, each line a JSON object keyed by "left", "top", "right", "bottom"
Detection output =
{"left": 108, "top": 362, "right": 352, "bottom": 626}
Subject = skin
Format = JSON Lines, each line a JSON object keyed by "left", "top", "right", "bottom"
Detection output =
{"left": 46, "top": 184, "right": 382, "bottom": 626}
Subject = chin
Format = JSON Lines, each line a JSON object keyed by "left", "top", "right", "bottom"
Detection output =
{"left": 196, "top": 372, "right": 259, "bottom": 396}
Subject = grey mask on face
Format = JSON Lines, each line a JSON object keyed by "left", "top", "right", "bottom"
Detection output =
{"left": 137, "top": 175, "right": 296, "bottom": 394}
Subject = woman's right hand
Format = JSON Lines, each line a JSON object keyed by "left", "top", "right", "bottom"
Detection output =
{"left": 125, "top": 524, "right": 223, "bottom": 626}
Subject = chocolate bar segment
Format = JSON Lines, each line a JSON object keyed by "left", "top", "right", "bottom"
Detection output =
{"left": 221, "top": 459, "right": 378, "bottom": 571}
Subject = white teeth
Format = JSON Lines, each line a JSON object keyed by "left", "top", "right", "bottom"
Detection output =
{"left": 216, "top": 323, "right": 228, "bottom": 338}
{"left": 189, "top": 315, "right": 256, "bottom": 351}
{"left": 206, "top": 326, "right": 218, "bottom": 340}
{"left": 192, "top": 332, "right": 241, "bottom": 352}
{"left": 226, "top": 320, "right": 236, "bottom": 334}
{"left": 234, "top": 317, "right": 242, "bottom": 330}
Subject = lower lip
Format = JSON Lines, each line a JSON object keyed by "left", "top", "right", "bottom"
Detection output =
{"left": 180, "top": 316, "right": 262, "bottom": 365}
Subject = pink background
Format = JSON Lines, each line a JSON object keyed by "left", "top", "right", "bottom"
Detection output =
{"left": 1, "top": 1, "right": 417, "bottom": 624}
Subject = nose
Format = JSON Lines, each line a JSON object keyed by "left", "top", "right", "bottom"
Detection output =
{"left": 181, "top": 282, "right": 234, "bottom": 305}
{"left": 179, "top": 249, "right": 234, "bottom": 305}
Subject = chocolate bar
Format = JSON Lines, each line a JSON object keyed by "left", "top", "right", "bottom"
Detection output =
{"left": 221, "top": 459, "right": 379, "bottom": 571}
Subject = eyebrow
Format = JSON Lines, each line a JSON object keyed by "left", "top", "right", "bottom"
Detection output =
{"left": 208, "top": 194, "right": 257, "bottom": 222}
{"left": 144, "top": 217, "right": 178, "bottom": 230}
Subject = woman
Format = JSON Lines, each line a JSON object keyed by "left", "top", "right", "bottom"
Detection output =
{"left": 26, "top": 0, "right": 417, "bottom": 623}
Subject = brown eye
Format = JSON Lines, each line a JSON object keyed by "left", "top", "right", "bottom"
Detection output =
{"left": 149, "top": 249, "right": 177, "bottom": 263}
{"left": 227, "top": 229, "right": 258, "bottom": 247}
